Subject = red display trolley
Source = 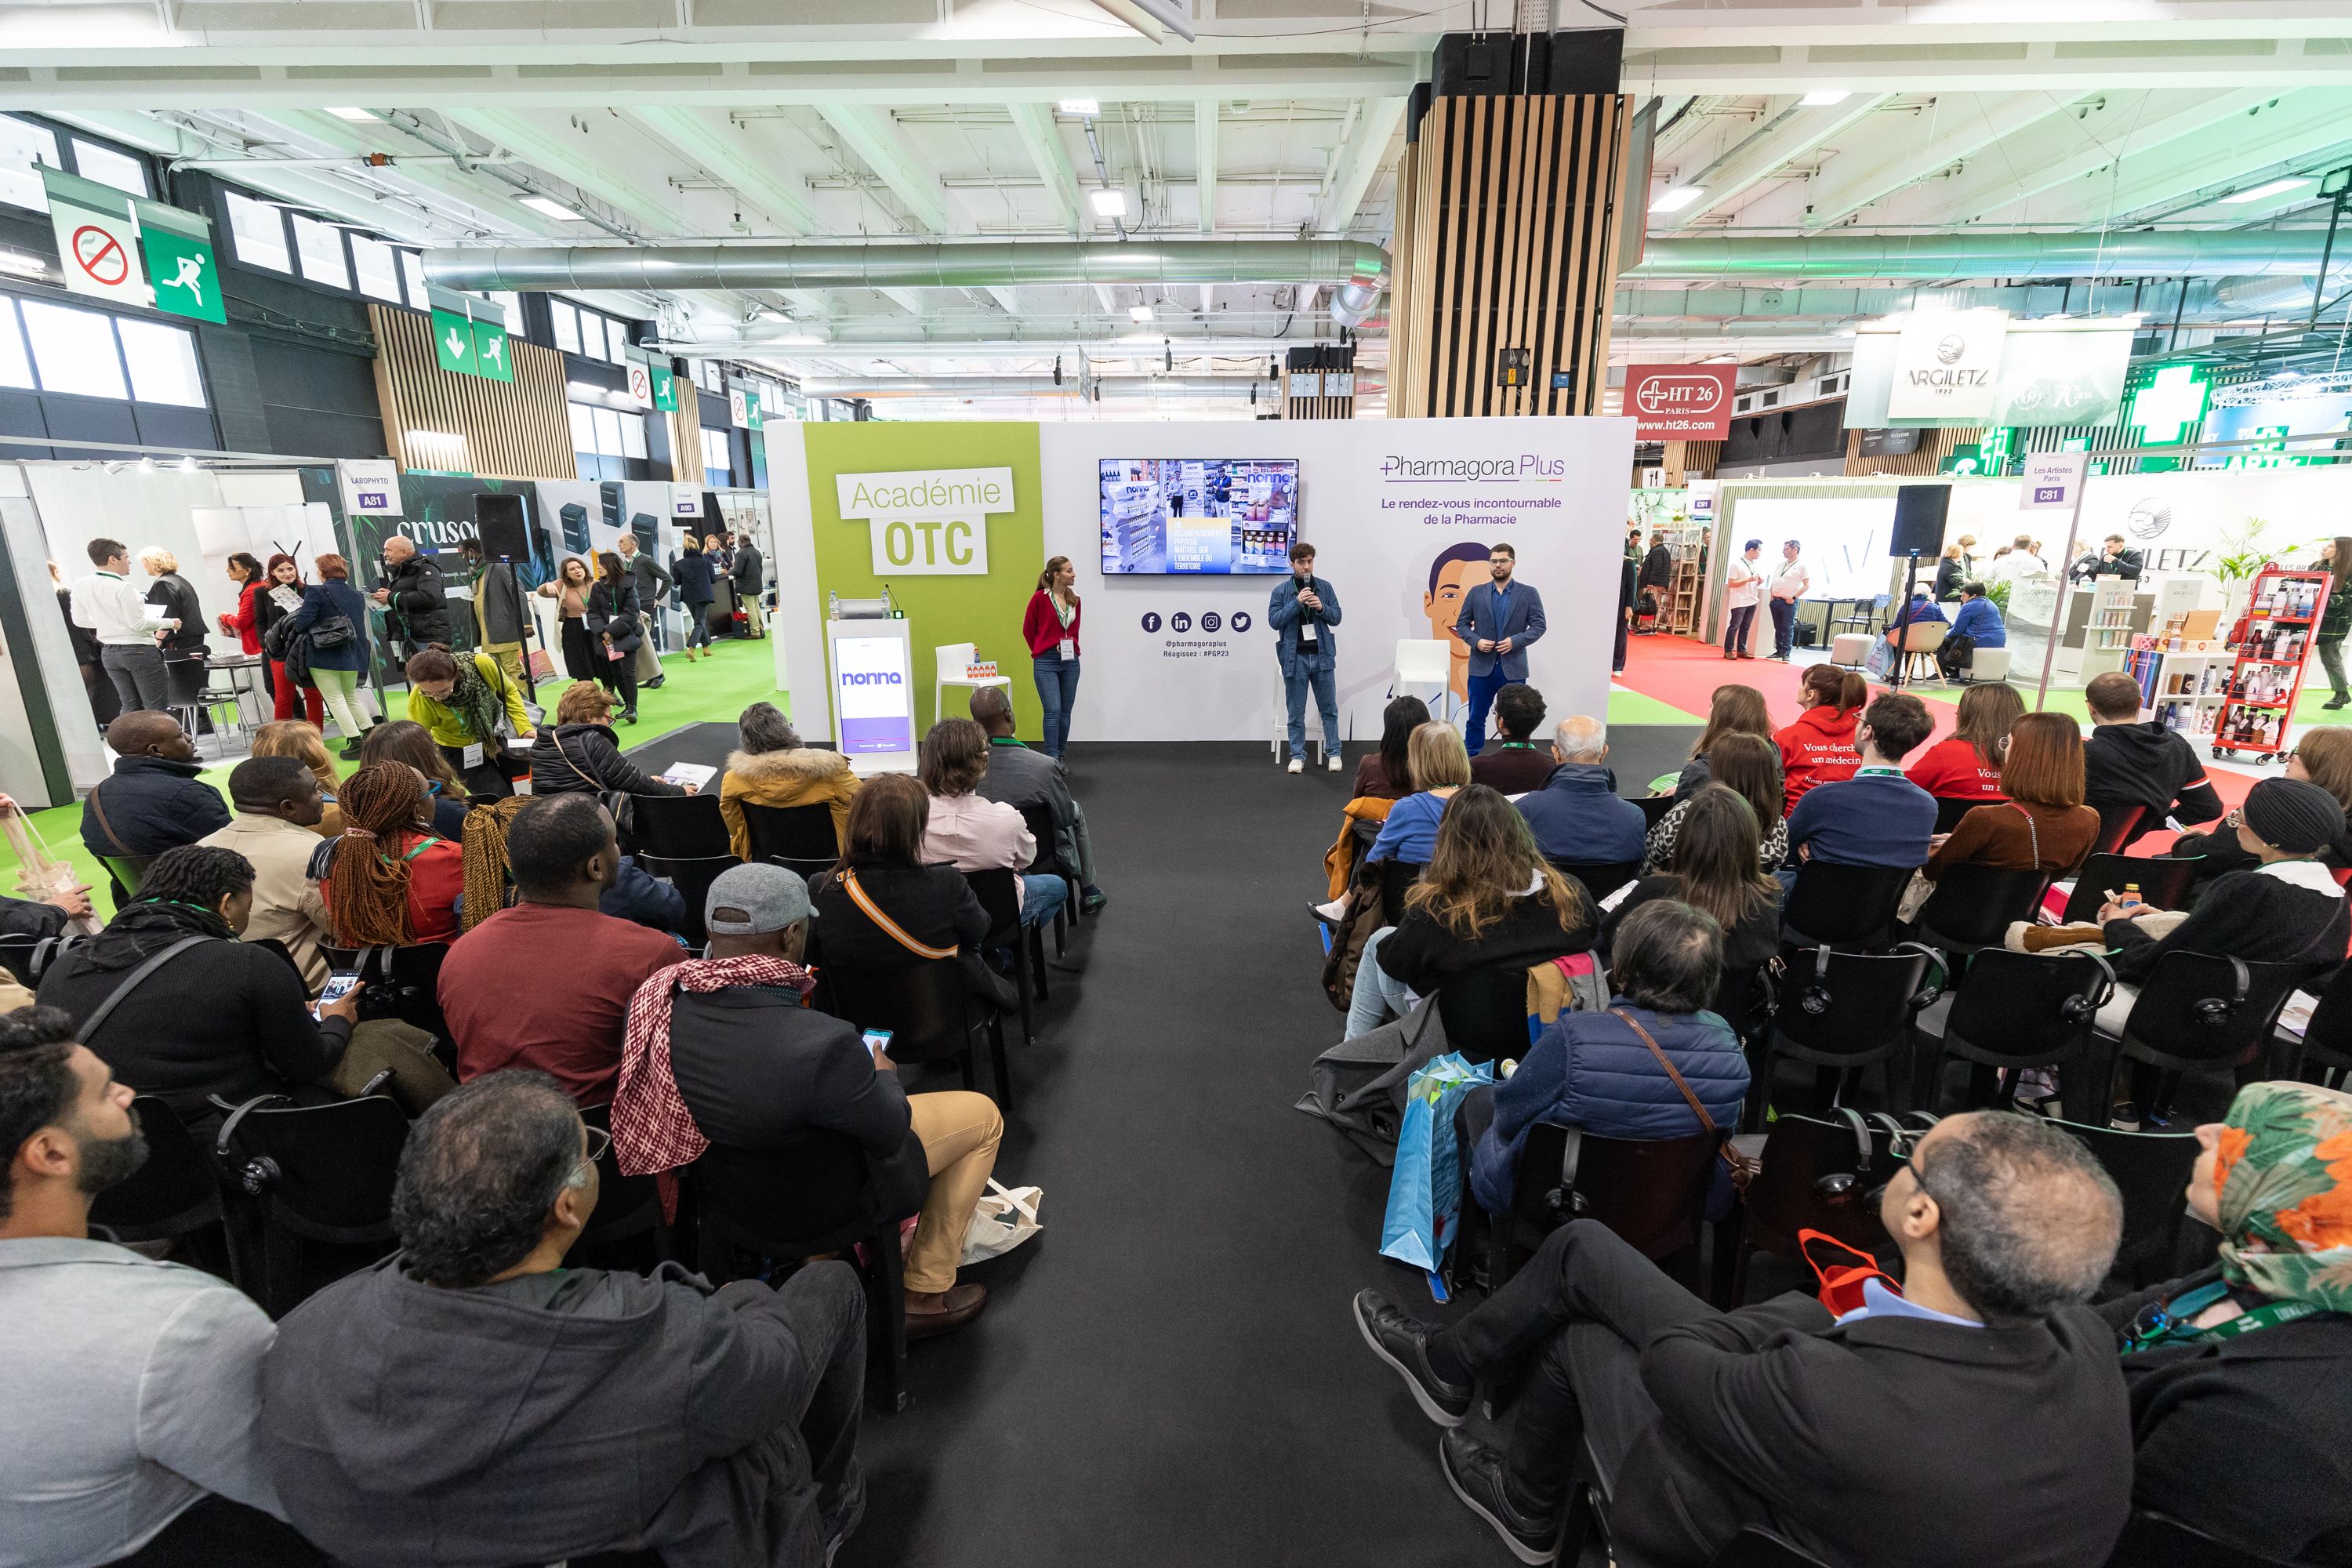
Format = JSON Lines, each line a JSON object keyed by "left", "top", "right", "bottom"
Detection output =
{"left": 2212, "top": 565, "right": 2333, "bottom": 764}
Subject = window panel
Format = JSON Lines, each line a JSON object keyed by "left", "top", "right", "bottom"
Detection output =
{"left": 116, "top": 318, "right": 204, "bottom": 407}
{"left": 0, "top": 299, "right": 31, "bottom": 390}
{"left": 0, "top": 117, "right": 60, "bottom": 212}
{"left": 291, "top": 213, "right": 350, "bottom": 290}
{"left": 489, "top": 291, "right": 523, "bottom": 334}
{"left": 604, "top": 316, "right": 629, "bottom": 362}
{"left": 619, "top": 411, "right": 646, "bottom": 459}
{"left": 568, "top": 401, "right": 596, "bottom": 455}
{"left": 400, "top": 249, "right": 429, "bottom": 310}
{"left": 350, "top": 234, "right": 402, "bottom": 303}
{"left": 20, "top": 300, "right": 126, "bottom": 399}
{"left": 550, "top": 300, "right": 580, "bottom": 355}
{"left": 226, "top": 191, "right": 290, "bottom": 273}
{"left": 70, "top": 139, "right": 147, "bottom": 198}
{"left": 592, "top": 405, "right": 623, "bottom": 457}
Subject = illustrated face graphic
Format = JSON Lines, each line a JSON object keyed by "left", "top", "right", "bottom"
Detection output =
{"left": 1423, "top": 556, "right": 1483, "bottom": 700}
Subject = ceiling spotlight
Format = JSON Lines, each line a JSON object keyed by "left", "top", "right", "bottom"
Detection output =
{"left": 180, "top": 455, "right": 198, "bottom": 472}
{"left": 324, "top": 107, "right": 380, "bottom": 122}
{"left": 517, "top": 194, "right": 583, "bottom": 221}
{"left": 1130, "top": 303, "right": 1153, "bottom": 322}
{"left": 1091, "top": 187, "right": 1129, "bottom": 218}
{"left": 1650, "top": 184, "right": 1704, "bottom": 213}
{"left": 2222, "top": 177, "right": 2314, "bottom": 205}
{"left": 754, "top": 307, "right": 790, "bottom": 322}
{"left": 1800, "top": 89, "right": 1851, "bottom": 106}
{"left": 1058, "top": 98, "right": 1100, "bottom": 117}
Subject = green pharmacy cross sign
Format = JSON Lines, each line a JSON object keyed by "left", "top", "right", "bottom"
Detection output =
{"left": 430, "top": 303, "right": 515, "bottom": 383}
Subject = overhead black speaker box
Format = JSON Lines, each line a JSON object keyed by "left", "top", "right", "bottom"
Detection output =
{"left": 475, "top": 492, "right": 530, "bottom": 561}
{"left": 1889, "top": 485, "right": 1952, "bottom": 558}
{"left": 1432, "top": 29, "right": 1623, "bottom": 98}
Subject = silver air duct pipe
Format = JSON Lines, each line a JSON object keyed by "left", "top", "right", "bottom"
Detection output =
{"left": 1629, "top": 230, "right": 2337, "bottom": 281}
{"left": 797, "top": 376, "right": 1270, "bottom": 399}
{"left": 422, "top": 240, "right": 1391, "bottom": 328}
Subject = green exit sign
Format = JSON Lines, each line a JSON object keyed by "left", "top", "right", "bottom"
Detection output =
{"left": 430, "top": 303, "right": 516, "bottom": 383}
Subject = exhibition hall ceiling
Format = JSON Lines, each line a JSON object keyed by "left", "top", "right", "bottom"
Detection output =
{"left": 10, "top": 0, "right": 2352, "bottom": 409}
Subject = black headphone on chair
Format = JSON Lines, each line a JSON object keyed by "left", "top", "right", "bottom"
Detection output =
{"left": 2056, "top": 951, "right": 2118, "bottom": 1026}
{"left": 1811, "top": 1110, "right": 1940, "bottom": 1203}
{"left": 1799, "top": 945, "right": 1835, "bottom": 1015}
{"left": 2195, "top": 956, "right": 2253, "bottom": 1028}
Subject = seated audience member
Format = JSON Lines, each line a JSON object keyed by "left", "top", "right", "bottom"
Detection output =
{"left": 971, "top": 685, "right": 1105, "bottom": 913}
{"left": 1882, "top": 588, "right": 1947, "bottom": 653}
{"left": 259, "top": 1072, "right": 869, "bottom": 1568}
{"left": 361, "top": 718, "right": 477, "bottom": 839}
{"left": 529, "top": 681, "right": 689, "bottom": 800}
{"left": 401, "top": 646, "right": 535, "bottom": 798}
{"left": 456, "top": 793, "right": 687, "bottom": 939}
{"left": 2098, "top": 777, "right": 2351, "bottom": 1127}
{"left": 618, "top": 865, "right": 1003, "bottom": 1338}
{"left": 1774, "top": 665, "right": 1868, "bottom": 815}
{"left": 1785, "top": 691, "right": 1938, "bottom": 871}
{"left": 1514, "top": 717, "right": 1645, "bottom": 868}
{"left": 310, "top": 762, "right": 466, "bottom": 947}
{"left": 921, "top": 717, "right": 1069, "bottom": 930}
{"left": 1907, "top": 681, "right": 2020, "bottom": 812}
{"left": 251, "top": 719, "right": 346, "bottom": 837}
{"left": 2096, "top": 1081, "right": 2352, "bottom": 1564}
{"left": 198, "top": 755, "right": 337, "bottom": 991}
{"left": 0, "top": 1007, "right": 300, "bottom": 1565}
{"left": 2172, "top": 723, "right": 2352, "bottom": 882}
{"left": 1471, "top": 898, "right": 1748, "bottom": 1218}
{"left": 1940, "top": 580, "right": 2006, "bottom": 680}
{"left": 79, "top": 711, "right": 230, "bottom": 862}
{"left": 1355, "top": 695, "right": 1429, "bottom": 801}
{"left": 437, "top": 794, "right": 684, "bottom": 1104}
{"left": 1668, "top": 683, "right": 1773, "bottom": 800}
{"left": 1345, "top": 785, "right": 1592, "bottom": 1039}
{"left": 719, "top": 700, "right": 860, "bottom": 862}
{"left": 1643, "top": 732, "right": 1787, "bottom": 875}
{"left": 1926, "top": 711, "right": 2099, "bottom": 880}
{"left": 1357, "top": 1110, "right": 2129, "bottom": 1567}
{"left": 1368, "top": 723, "right": 1474, "bottom": 866}
{"left": 2083, "top": 669, "right": 2223, "bottom": 850}
{"left": 811, "top": 773, "right": 1014, "bottom": 1014}
{"left": 1609, "top": 786, "right": 1785, "bottom": 981}
{"left": 1470, "top": 684, "right": 1559, "bottom": 793}
{"left": 35, "top": 846, "right": 365, "bottom": 1122}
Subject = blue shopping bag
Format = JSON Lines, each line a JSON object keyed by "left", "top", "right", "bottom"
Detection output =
{"left": 1379, "top": 1051, "right": 1494, "bottom": 1272}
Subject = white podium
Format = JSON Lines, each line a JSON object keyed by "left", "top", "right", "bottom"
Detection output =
{"left": 825, "top": 615, "right": 918, "bottom": 776}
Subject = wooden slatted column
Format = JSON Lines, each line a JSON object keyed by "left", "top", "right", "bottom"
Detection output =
{"left": 368, "top": 304, "right": 574, "bottom": 478}
{"left": 1281, "top": 344, "right": 1357, "bottom": 419}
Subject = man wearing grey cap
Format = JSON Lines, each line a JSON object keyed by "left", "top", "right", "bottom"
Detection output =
{"left": 614, "top": 863, "right": 1003, "bottom": 1338}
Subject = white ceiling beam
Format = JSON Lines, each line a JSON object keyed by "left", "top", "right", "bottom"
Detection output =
{"left": 630, "top": 107, "right": 822, "bottom": 234}
{"left": 2072, "top": 92, "right": 2352, "bottom": 219}
{"left": 986, "top": 285, "right": 1022, "bottom": 314}
{"left": 1195, "top": 99, "right": 1218, "bottom": 234}
{"left": 251, "top": 110, "right": 576, "bottom": 241}
{"left": 1655, "top": 93, "right": 1891, "bottom": 229}
{"left": 1005, "top": 102, "right": 1083, "bottom": 234}
{"left": 1317, "top": 96, "right": 1405, "bottom": 235}
{"left": 878, "top": 286, "right": 925, "bottom": 314}
{"left": 816, "top": 104, "right": 950, "bottom": 234}
{"left": 444, "top": 107, "right": 682, "bottom": 236}
{"left": 1911, "top": 87, "right": 2279, "bottom": 225}
{"left": 1799, "top": 92, "right": 2087, "bottom": 227}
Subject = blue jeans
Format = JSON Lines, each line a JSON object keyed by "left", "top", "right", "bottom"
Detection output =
{"left": 1724, "top": 603, "right": 1757, "bottom": 656}
{"left": 1284, "top": 658, "right": 1339, "bottom": 760}
{"left": 682, "top": 602, "right": 713, "bottom": 648}
{"left": 1465, "top": 666, "right": 1510, "bottom": 756}
{"left": 1033, "top": 650, "right": 1080, "bottom": 757}
{"left": 1021, "top": 871, "right": 1069, "bottom": 928}
{"left": 1768, "top": 597, "right": 1797, "bottom": 658}
{"left": 1345, "top": 926, "right": 1417, "bottom": 1039}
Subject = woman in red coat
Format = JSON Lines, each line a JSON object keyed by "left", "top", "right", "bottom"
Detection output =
{"left": 1021, "top": 554, "right": 1083, "bottom": 759}
{"left": 1773, "top": 664, "right": 1867, "bottom": 815}
{"left": 219, "top": 551, "right": 265, "bottom": 655}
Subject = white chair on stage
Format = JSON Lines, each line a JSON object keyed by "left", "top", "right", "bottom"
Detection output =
{"left": 1392, "top": 639, "right": 1458, "bottom": 727}
{"left": 935, "top": 642, "right": 1012, "bottom": 726}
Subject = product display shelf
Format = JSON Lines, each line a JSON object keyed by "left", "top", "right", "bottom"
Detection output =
{"left": 2212, "top": 566, "right": 2333, "bottom": 764}
{"left": 2130, "top": 637, "right": 2234, "bottom": 739}
{"left": 1661, "top": 527, "right": 1711, "bottom": 637}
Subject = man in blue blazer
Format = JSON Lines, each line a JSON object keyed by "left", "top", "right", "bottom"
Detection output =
{"left": 1451, "top": 543, "right": 1546, "bottom": 754}
{"left": 1269, "top": 541, "right": 1343, "bottom": 773}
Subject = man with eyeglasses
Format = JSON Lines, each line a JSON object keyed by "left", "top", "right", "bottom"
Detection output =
{"left": 1352, "top": 1110, "right": 2133, "bottom": 1567}
{"left": 260, "top": 1070, "right": 871, "bottom": 1568}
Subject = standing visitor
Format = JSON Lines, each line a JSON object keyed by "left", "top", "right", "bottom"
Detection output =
{"left": 56, "top": 559, "right": 118, "bottom": 732}
{"left": 285, "top": 554, "right": 376, "bottom": 757}
{"left": 1022, "top": 554, "right": 1083, "bottom": 761}
{"left": 1932, "top": 543, "right": 1966, "bottom": 603}
{"left": 1452, "top": 543, "right": 1547, "bottom": 756}
{"left": 537, "top": 555, "right": 597, "bottom": 682}
{"left": 402, "top": 647, "right": 535, "bottom": 799}
{"left": 731, "top": 532, "right": 766, "bottom": 637}
{"left": 137, "top": 548, "right": 211, "bottom": 728}
{"left": 585, "top": 551, "right": 642, "bottom": 722}
{"left": 252, "top": 555, "right": 325, "bottom": 728}
{"left": 1721, "top": 539, "right": 1764, "bottom": 660}
{"left": 460, "top": 537, "right": 532, "bottom": 689}
{"left": 1270, "top": 541, "right": 1343, "bottom": 775}
{"left": 70, "top": 538, "right": 179, "bottom": 713}
{"left": 2310, "top": 536, "right": 2350, "bottom": 710}
{"left": 371, "top": 535, "right": 450, "bottom": 661}
{"left": 1636, "top": 529, "right": 1674, "bottom": 617}
{"left": 1613, "top": 536, "right": 1639, "bottom": 675}
{"left": 615, "top": 531, "right": 670, "bottom": 689}
{"left": 217, "top": 550, "right": 263, "bottom": 655}
{"left": 2069, "top": 533, "right": 2144, "bottom": 583}
{"left": 668, "top": 533, "right": 717, "bottom": 662}
{"left": 1766, "top": 538, "right": 1812, "bottom": 661}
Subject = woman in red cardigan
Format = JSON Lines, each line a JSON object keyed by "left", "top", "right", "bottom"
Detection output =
{"left": 1773, "top": 663, "right": 1867, "bottom": 815}
{"left": 1021, "top": 554, "right": 1083, "bottom": 759}
{"left": 218, "top": 551, "right": 266, "bottom": 655}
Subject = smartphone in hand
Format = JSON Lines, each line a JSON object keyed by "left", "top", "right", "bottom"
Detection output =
{"left": 313, "top": 971, "right": 361, "bottom": 1019}
{"left": 862, "top": 1029, "right": 893, "bottom": 1065}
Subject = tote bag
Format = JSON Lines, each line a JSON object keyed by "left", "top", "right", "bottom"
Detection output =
{"left": 1379, "top": 1051, "right": 1493, "bottom": 1272}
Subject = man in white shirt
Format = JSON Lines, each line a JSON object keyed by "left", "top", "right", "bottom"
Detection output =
{"left": 1721, "top": 539, "right": 1765, "bottom": 660}
{"left": 1984, "top": 532, "right": 2047, "bottom": 585}
{"left": 69, "top": 536, "right": 178, "bottom": 714}
{"left": 0, "top": 1007, "right": 294, "bottom": 1566}
{"left": 919, "top": 718, "right": 1069, "bottom": 930}
{"left": 1766, "top": 539, "right": 1812, "bottom": 662}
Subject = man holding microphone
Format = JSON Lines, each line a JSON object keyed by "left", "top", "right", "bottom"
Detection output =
{"left": 1270, "top": 541, "right": 1343, "bottom": 774}
{"left": 1453, "top": 543, "right": 1546, "bottom": 755}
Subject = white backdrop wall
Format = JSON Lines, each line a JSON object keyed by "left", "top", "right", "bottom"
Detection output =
{"left": 1037, "top": 417, "right": 1636, "bottom": 742}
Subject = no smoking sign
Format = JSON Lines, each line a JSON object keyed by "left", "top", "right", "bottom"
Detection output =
{"left": 72, "top": 225, "right": 129, "bottom": 285}
{"left": 53, "top": 205, "right": 147, "bottom": 305}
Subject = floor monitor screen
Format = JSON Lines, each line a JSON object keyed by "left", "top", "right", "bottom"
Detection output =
{"left": 1100, "top": 458, "right": 1299, "bottom": 575}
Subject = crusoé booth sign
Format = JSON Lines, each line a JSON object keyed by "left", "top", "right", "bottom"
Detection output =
{"left": 835, "top": 466, "right": 1017, "bottom": 575}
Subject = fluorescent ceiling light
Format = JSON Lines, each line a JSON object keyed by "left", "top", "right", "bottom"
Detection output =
{"left": 0, "top": 249, "right": 47, "bottom": 278}
{"left": 1130, "top": 304, "right": 1153, "bottom": 322}
{"left": 1058, "top": 98, "right": 1100, "bottom": 116}
{"left": 324, "top": 107, "right": 379, "bottom": 122}
{"left": 517, "top": 194, "right": 583, "bottom": 221}
{"left": 1650, "top": 185, "right": 1704, "bottom": 213}
{"left": 1800, "top": 89, "right": 1852, "bottom": 106}
{"left": 1090, "top": 187, "right": 1129, "bottom": 218}
{"left": 2222, "top": 177, "right": 2313, "bottom": 205}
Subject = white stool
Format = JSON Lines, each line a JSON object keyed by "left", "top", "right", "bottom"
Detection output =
{"left": 1392, "top": 638, "right": 1458, "bottom": 726}
{"left": 934, "top": 642, "right": 1012, "bottom": 726}
{"left": 1831, "top": 633, "right": 1872, "bottom": 668}
{"left": 1967, "top": 645, "right": 2013, "bottom": 683}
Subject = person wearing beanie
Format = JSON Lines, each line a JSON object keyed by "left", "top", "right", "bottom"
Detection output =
{"left": 2097, "top": 777, "right": 2352, "bottom": 1127}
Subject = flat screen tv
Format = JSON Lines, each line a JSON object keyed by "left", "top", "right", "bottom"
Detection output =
{"left": 1099, "top": 458, "right": 1299, "bottom": 575}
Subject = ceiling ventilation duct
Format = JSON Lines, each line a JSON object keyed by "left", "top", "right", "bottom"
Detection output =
{"left": 1631, "top": 230, "right": 2338, "bottom": 281}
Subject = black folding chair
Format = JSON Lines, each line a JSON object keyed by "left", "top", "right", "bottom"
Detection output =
{"left": 1748, "top": 944, "right": 1942, "bottom": 1130}
{"left": 826, "top": 956, "right": 1012, "bottom": 1109}
{"left": 1722, "top": 1108, "right": 1933, "bottom": 1305}
{"left": 1635, "top": 794, "right": 1679, "bottom": 831}
{"left": 212, "top": 1091, "right": 412, "bottom": 1316}
{"left": 0, "top": 929, "right": 82, "bottom": 990}
{"left": 1911, "top": 947, "right": 2113, "bottom": 1121}
{"left": 1930, "top": 796, "right": 1982, "bottom": 835}
{"left": 1377, "top": 858, "right": 1425, "bottom": 928}
{"left": 89, "top": 1095, "right": 234, "bottom": 1279}
{"left": 1016, "top": 798, "right": 1082, "bottom": 946}
{"left": 2092, "top": 802, "right": 2147, "bottom": 856}
{"left": 571, "top": 1102, "right": 670, "bottom": 1272}
{"left": 1780, "top": 862, "right": 1914, "bottom": 951}
{"left": 2096, "top": 952, "right": 2306, "bottom": 1112}
{"left": 2285, "top": 957, "right": 2352, "bottom": 1087}
{"left": 1434, "top": 963, "right": 1534, "bottom": 1065}
{"left": 690, "top": 1132, "right": 917, "bottom": 1411}
{"left": 2060, "top": 853, "right": 2205, "bottom": 925}
{"left": 2103, "top": 1510, "right": 2305, "bottom": 1568}
{"left": 739, "top": 800, "right": 840, "bottom": 882}
{"left": 1548, "top": 859, "right": 1642, "bottom": 902}
{"left": 965, "top": 866, "right": 1041, "bottom": 1046}
{"left": 1909, "top": 863, "right": 2051, "bottom": 957}
{"left": 630, "top": 793, "right": 737, "bottom": 946}
{"left": 1490, "top": 1122, "right": 1720, "bottom": 1296}
{"left": 2049, "top": 1116, "right": 2202, "bottom": 1293}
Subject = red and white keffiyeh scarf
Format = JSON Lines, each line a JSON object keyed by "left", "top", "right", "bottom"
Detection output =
{"left": 614, "top": 954, "right": 818, "bottom": 1204}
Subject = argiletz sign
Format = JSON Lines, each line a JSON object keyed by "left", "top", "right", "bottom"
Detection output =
{"left": 835, "top": 466, "right": 1015, "bottom": 575}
